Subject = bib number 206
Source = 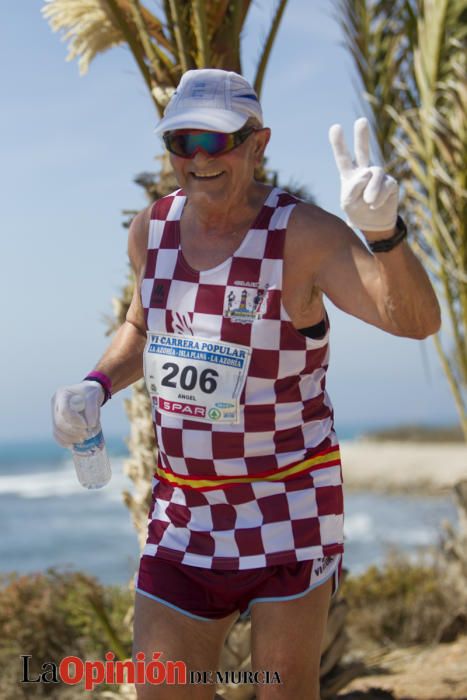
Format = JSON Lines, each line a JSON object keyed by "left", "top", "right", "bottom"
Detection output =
{"left": 161, "top": 363, "right": 218, "bottom": 394}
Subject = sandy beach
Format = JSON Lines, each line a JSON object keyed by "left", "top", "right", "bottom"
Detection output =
{"left": 340, "top": 440, "right": 467, "bottom": 494}
{"left": 337, "top": 439, "right": 467, "bottom": 700}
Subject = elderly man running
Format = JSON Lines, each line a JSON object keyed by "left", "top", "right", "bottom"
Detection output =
{"left": 52, "top": 69, "right": 440, "bottom": 699}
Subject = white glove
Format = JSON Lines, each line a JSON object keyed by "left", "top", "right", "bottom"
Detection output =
{"left": 329, "top": 117, "right": 399, "bottom": 233}
{"left": 51, "top": 381, "right": 105, "bottom": 447}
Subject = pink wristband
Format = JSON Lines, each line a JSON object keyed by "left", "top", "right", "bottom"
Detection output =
{"left": 84, "top": 371, "right": 112, "bottom": 404}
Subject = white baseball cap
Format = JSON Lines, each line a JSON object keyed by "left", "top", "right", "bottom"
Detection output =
{"left": 154, "top": 69, "right": 263, "bottom": 135}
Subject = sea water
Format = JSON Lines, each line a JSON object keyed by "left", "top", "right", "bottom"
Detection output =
{"left": 0, "top": 436, "right": 458, "bottom": 584}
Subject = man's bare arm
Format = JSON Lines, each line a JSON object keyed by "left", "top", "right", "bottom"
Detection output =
{"left": 90, "top": 206, "right": 152, "bottom": 393}
{"left": 290, "top": 205, "right": 441, "bottom": 339}
{"left": 317, "top": 211, "right": 441, "bottom": 338}
{"left": 318, "top": 117, "right": 441, "bottom": 338}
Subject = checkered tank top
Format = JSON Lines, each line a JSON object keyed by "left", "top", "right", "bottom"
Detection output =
{"left": 140, "top": 187, "right": 344, "bottom": 570}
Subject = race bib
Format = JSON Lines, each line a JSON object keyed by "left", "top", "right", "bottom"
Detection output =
{"left": 143, "top": 332, "right": 251, "bottom": 424}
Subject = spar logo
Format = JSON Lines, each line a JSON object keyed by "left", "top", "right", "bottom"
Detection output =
{"left": 158, "top": 397, "right": 206, "bottom": 418}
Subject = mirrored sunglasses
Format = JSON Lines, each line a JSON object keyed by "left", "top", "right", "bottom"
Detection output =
{"left": 163, "top": 126, "right": 257, "bottom": 159}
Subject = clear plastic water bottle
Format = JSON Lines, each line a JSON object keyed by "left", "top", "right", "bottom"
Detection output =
{"left": 70, "top": 395, "right": 112, "bottom": 489}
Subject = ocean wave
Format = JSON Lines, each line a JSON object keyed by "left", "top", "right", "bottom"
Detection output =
{"left": 344, "top": 513, "right": 374, "bottom": 540}
{"left": 0, "top": 458, "right": 133, "bottom": 500}
{"left": 344, "top": 511, "right": 442, "bottom": 548}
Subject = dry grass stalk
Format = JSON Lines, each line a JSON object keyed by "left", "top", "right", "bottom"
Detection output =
{"left": 335, "top": 0, "right": 467, "bottom": 438}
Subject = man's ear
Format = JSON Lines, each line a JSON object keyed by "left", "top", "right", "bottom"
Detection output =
{"left": 255, "top": 128, "right": 271, "bottom": 163}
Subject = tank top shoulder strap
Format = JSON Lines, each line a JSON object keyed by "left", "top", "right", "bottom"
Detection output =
{"left": 147, "top": 189, "right": 186, "bottom": 251}
{"left": 244, "top": 187, "right": 300, "bottom": 265}
{"left": 268, "top": 188, "right": 301, "bottom": 231}
{"left": 149, "top": 188, "right": 186, "bottom": 222}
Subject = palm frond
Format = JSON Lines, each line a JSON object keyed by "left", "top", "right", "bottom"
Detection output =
{"left": 131, "top": 1, "right": 173, "bottom": 53}
{"left": 191, "top": 0, "right": 210, "bottom": 67}
{"left": 42, "top": 0, "right": 124, "bottom": 75}
{"left": 253, "top": 0, "right": 289, "bottom": 98}
{"left": 167, "top": 0, "right": 193, "bottom": 73}
{"left": 335, "top": 0, "right": 467, "bottom": 436}
{"left": 125, "top": 0, "right": 166, "bottom": 83}
{"left": 103, "top": 0, "right": 158, "bottom": 107}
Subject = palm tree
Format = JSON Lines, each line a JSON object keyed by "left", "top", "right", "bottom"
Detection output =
{"left": 334, "top": 0, "right": 467, "bottom": 439}
{"left": 42, "top": 0, "right": 288, "bottom": 113}
{"left": 43, "top": 2, "right": 358, "bottom": 695}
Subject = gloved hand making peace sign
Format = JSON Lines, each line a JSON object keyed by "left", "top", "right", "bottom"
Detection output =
{"left": 329, "top": 117, "right": 399, "bottom": 234}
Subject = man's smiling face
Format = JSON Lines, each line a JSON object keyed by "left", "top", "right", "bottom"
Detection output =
{"left": 168, "top": 126, "right": 270, "bottom": 207}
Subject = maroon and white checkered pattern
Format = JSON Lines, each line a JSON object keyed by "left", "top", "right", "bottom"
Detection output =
{"left": 140, "top": 187, "right": 344, "bottom": 570}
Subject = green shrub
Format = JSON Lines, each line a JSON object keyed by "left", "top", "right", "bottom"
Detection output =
{"left": 342, "top": 552, "right": 460, "bottom": 648}
{"left": 0, "top": 568, "right": 133, "bottom": 698}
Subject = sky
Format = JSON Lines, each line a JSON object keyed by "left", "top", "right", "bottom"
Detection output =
{"left": 0, "top": 0, "right": 459, "bottom": 443}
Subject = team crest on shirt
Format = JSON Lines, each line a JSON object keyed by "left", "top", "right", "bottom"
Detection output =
{"left": 223, "top": 282, "right": 270, "bottom": 324}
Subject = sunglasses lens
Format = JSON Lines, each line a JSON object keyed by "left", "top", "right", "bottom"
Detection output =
{"left": 184, "top": 132, "right": 231, "bottom": 155}
{"left": 164, "top": 128, "right": 253, "bottom": 158}
{"left": 163, "top": 133, "right": 188, "bottom": 156}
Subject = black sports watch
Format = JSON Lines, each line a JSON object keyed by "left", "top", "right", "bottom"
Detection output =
{"left": 367, "top": 215, "right": 407, "bottom": 253}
